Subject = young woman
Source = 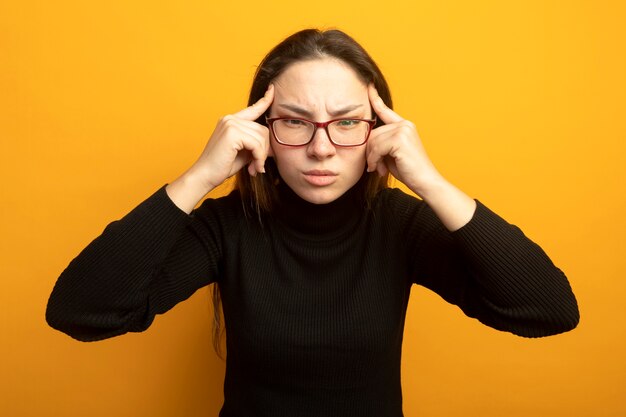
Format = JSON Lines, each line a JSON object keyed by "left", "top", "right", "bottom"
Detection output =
{"left": 47, "top": 29, "right": 579, "bottom": 416}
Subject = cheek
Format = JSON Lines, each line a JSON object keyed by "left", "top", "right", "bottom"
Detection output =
{"left": 351, "top": 147, "right": 367, "bottom": 165}
{"left": 342, "top": 148, "right": 367, "bottom": 173}
{"left": 271, "top": 147, "right": 299, "bottom": 175}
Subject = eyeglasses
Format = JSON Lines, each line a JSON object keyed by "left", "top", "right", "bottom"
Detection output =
{"left": 266, "top": 117, "right": 377, "bottom": 147}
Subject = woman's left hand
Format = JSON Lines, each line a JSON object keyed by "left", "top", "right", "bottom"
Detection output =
{"left": 366, "top": 84, "right": 442, "bottom": 198}
{"left": 367, "top": 84, "right": 476, "bottom": 231}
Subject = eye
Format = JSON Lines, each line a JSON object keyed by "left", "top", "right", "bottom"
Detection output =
{"left": 335, "top": 119, "right": 360, "bottom": 128}
{"left": 280, "top": 119, "right": 308, "bottom": 128}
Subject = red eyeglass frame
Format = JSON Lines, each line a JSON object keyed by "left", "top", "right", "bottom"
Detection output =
{"left": 265, "top": 116, "right": 377, "bottom": 147}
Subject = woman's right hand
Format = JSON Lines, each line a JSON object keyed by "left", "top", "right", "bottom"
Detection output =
{"left": 166, "top": 84, "right": 275, "bottom": 213}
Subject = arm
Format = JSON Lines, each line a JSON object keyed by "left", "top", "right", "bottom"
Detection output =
{"left": 46, "top": 85, "right": 275, "bottom": 341}
{"left": 45, "top": 187, "right": 222, "bottom": 342}
{"left": 367, "top": 86, "right": 579, "bottom": 337}
{"left": 400, "top": 193, "right": 579, "bottom": 337}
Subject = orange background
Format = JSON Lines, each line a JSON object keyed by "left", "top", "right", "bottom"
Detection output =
{"left": 2, "top": 1, "right": 625, "bottom": 416}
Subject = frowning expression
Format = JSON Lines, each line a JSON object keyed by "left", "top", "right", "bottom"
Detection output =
{"left": 268, "top": 58, "right": 371, "bottom": 204}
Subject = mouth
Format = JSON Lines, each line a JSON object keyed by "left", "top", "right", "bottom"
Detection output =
{"left": 302, "top": 170, "right": 338, "bottom": 186}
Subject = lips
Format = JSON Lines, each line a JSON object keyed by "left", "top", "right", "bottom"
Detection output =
{"left": 302, "top": 170, "right": 338, "bottom": 186}
{"left": 304, "top": 169, "right": 337, "bottom": 176}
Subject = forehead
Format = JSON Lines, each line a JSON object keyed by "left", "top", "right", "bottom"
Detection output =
{"left": 272, "top": 58, "right": 368, "bottom": 112}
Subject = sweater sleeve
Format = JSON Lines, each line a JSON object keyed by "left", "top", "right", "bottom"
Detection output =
{"left": 399, "top": 193, "right": 579, "bottom": 338}
{"left": 46, "top": 186, "right": 224, "bottom": 342}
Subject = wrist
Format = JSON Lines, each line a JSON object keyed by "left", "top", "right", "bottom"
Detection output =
{"left": 166, "top": 168, "right": 215, "bottom": 214}
{"left": 411, "top": 175, "right": 476, "bottom": 232}
{"left": 407, "top": 170, "right": 446, "bottom": 200}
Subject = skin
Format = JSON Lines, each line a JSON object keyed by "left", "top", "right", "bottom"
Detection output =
{"left": 166, "top": 57, "right": 476, "bottom": 231}
{"left": 268, "top": 58, "right": 370, "bottom": 205}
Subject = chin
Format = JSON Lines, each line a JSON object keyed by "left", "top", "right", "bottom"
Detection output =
{"left": 296, "top": 188, "right": 343, "bottom": 205}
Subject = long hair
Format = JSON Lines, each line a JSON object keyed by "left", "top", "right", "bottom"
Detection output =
{"left": 212, "top": 28, "right": 394, "bottom": 357}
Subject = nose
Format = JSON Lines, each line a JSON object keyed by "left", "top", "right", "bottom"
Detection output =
{"left": 306, "top": 127, "right": 336, "bottom": 159}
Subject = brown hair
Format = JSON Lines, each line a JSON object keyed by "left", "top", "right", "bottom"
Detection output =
{"left": 213, "top": 28, "right": 394, "bottom": 357}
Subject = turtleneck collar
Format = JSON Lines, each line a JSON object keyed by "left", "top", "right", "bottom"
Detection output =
{"left": 273, "top": 174, "right": 368, "bottom": 237}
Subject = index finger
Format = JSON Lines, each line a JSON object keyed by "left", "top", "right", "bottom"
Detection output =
{"left": 368, "top": 84, "right": 403, "bottom": 124}
{"left": 234, "top": 84, "right": 275, "bottom": 121}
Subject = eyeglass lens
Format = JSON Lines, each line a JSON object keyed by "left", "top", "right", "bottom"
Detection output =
{"left": 273, "top": 119, "right": 370, "bottom": 146}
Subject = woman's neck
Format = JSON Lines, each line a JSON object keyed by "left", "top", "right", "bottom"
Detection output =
{"left": 274, "top": 175, "right": 367, "bottom": 236}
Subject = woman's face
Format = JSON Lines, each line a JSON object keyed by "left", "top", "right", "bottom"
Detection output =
{"left": 268, "top": 58, "right": 371, "bottom": 205}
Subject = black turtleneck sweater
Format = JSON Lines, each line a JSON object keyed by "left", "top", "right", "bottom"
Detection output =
{"left": 46, "top": 180, "right": 579, "bottom": 417}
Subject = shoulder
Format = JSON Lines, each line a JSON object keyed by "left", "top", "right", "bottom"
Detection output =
{"left": 190, "top": 189, "right": 247, "bottom": 228}
{"left": 372, "top": 187, "right": 448, "bottom": 242}
{"left": 195, "top": 188, "right": 242, "bottom": 209}
{"left": 373, "top": 186, "right": 429, "bottom": 218}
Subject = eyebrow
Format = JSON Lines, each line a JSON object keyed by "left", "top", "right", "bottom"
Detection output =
{"left": 277, "top": 103, "right": 364, "bottom": 118}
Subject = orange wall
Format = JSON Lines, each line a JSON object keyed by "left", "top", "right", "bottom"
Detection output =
{"left": 2, "top": 1, "right": 625, "bottom": 416}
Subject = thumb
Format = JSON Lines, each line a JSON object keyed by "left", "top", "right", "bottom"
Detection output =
{"left": 368, "top": 84, "right": 402, "bottom": 124}
{"left": 234, "top": 84, "right": 274, "bottom": 121}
